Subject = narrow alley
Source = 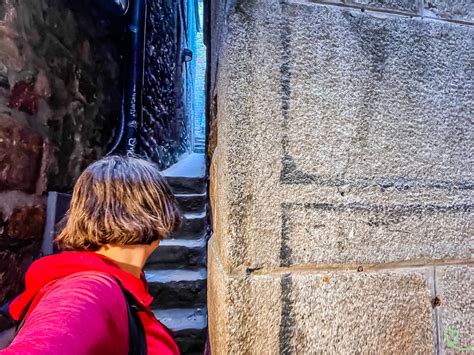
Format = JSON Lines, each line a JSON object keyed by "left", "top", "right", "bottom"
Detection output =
{"left": 146, "top": 153, "right": 209, "bottom": 353}
{"left": 0, "top": 0, "right": 472, "bottom": 354}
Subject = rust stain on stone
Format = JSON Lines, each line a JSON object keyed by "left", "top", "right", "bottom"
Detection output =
{"left": 322, "top": 275, "right": 330, "bottom": 284}
{"left": 431, "top": 297, "right": 441, "bottom": 308}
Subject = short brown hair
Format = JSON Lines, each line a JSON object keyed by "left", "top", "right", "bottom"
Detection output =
{"left": 55, "top": 155, "right": 181, "bottom": 251}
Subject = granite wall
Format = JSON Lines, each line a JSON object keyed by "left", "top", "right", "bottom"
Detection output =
{"left": 0, "top": 0, "right": 120, "bottom": 315}
{"left": 207, "top": 0, "right": 473, "bottom": 353}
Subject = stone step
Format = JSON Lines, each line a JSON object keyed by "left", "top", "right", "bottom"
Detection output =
{"left": 175, "top": 193, "right": 207, "bottom": 213}
{"left": 146, "top": 269, "right": 207, "bottom": 308}
{"left": 147, "top": 238, "right": 207, "bottom": 269}
{"left": 171, "top": 211, "right": 208, "bottom": 239}
{"left": 153, "top": 308, "right": 207, "bottom": 354}
{"left": 157, "top": 153, "right": 208, "bottom": 354}
{"left": 154, "top": 307, "right": 207, "bottom": 332}
{"left": 166, "top": 176, "right": 207, "bottom": 194}
{"left": 162, "top": 154, "right": 207, "bottom": 194}
{"left": 174, "top": 329, "right": 207, "bottom": 355}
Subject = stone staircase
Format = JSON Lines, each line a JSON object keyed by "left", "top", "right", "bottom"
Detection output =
{"left": 193, "top": 136, "right": 206, "bottom": 154}
{"left": 145, "top": 153, "right": 208, "bottom": 354}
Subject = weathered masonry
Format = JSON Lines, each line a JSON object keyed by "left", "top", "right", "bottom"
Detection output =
{"left": 0, "top": 2, "right": 206, "bottom": 352}
{"left": 0, "top": 0, "right": 121, "bottom": 310}
{"left": 207, "top": 0, "right": 473, "bottom": 353}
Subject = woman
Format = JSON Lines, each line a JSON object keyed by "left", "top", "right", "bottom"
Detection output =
{"left": 0, "top": 155, "right": 182, "bottom": 354}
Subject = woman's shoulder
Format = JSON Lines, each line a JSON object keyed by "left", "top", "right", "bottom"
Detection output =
{"left": 29, "top": 270, "right": 128, "bottom": 324}
{"left": 3, "top": 271, "right": 130, "bottom": 355}
{"left": 43, "top": 271, "right": 125, "bottom": 300}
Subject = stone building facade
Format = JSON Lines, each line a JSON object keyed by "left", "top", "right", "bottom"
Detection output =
{"left": 0, "top": 0, "right": 120, "bottom": 316}
{"left": 207, "top": 0, "right": 473, "bottom": 353}
{"left": 140, "top": 0, "right": 198, "bottom": 169}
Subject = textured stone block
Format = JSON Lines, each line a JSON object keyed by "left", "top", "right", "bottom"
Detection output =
{"left": 208, "top": 242, "right": 282, "bottom": 354}
{"left": 0, "top": 31, "right": 24, "bottom": 72}
{"left": 0, "top": 243, "right": 40, "bottom": 305}
{"left": 281, "top": 3, "right": 472, "bottom": 187}
{"left": 209, "top": 242, "right": 436, "bottom": 353}
{"left": 0, "top": 117, "right": 43, "bottom": 193}
{"left": 207, "top": 242, "right": 231, "bottom": 353}
{"left": 346, "top": 0, "right": 420, "bottom": 13}
{"left": 280, "top": 203, "right": 472, "bottom": 266}
{"left": 211, "top": 0, "right": 474, "bottom": 270}
{"left": 435, "top": 265, "right": 474, "bottom": 353}
{"left": 8, "top": 80, "right": 38, "bottom": 114}
{"left": 424, "top": 0, "right": 474, "bottom": 23}
{"left": 6, "top": 205, "right": 45, "bottom": 240}
{"left": 279, "top": 270, "right": 435, "bottom": 353}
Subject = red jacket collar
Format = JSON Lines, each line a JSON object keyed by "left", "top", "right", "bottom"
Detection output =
{"left": 9, "top": 251, "right": 154, "bottom": 320}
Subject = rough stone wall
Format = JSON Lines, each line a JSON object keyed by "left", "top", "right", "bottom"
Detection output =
{"left": 140, "top": 0, "right": 193, "bottom": 169}
{"left": 206, "top": 0, "right": 233, "bottom": 157}
{"left": 0, "top": 0, "right": 120, "bottom": 311}
{"left": 208, "top": 0, "right": 473, "bottom": 353}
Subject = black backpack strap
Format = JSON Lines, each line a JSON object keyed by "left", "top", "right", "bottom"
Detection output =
{"left": 119, "top": 286, "right": 148, "bottom": 355}
{"left": 0, "top": 302, "right": 17, "bottom": 327}
{"left": 0, "top": 302, "right": 26, "bottom": 333}
{"left": 0, "top": 303, "right": 16, "bottom": 329}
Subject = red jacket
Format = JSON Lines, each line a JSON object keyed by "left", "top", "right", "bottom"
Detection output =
{"left": 1, "top": 252, "right": 180, "bottom": 355}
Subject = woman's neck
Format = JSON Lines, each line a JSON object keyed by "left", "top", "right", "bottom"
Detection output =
{"left": 95, "top": 244, "right": 151, "bottom": 278}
